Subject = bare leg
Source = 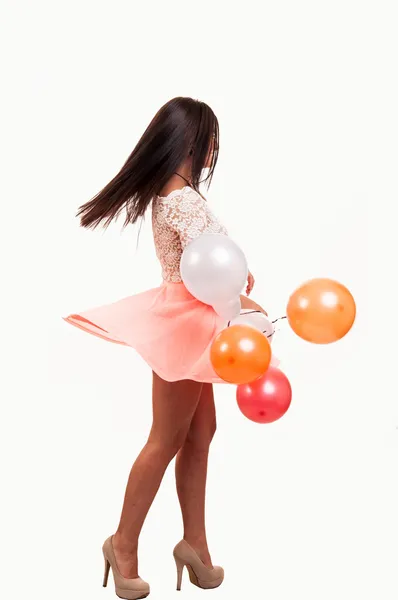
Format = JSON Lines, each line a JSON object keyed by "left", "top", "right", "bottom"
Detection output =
{"left": 175, "top": 383, "right": 216, "bottom": 568}
{"left": 112, "top": 372, "right": 203, "bottom": 578}
{"left": 240, "top": 294, "right": 268, "bottom": 315}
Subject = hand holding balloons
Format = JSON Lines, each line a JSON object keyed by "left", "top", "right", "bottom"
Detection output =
{"left": 229, "top": 308, "right": 275, "bottom": 341}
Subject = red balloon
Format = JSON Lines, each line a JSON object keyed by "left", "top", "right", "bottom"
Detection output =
{"left": 236, "top": 367, "right": 292, "bottom": 423}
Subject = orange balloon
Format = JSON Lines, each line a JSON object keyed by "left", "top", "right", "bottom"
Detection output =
{"left": 210, "top": 324, "right": 271, "bottom": 384}
{"left": 287, "top": 278, "right": 356, "bottom": 344}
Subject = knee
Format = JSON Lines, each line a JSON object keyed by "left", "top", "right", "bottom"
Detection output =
{"left": 147, "top": 428, "right": 189, "bottom": 461}
{"left": 209, "top": 417, "right": 217, "bottom": 442}
{"left": 185, "top": 417, "right": 217, "bottom": 454}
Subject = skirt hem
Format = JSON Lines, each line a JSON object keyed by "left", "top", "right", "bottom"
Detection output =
{"left": 62, "top": 315, "right": 226, "bottom": 384}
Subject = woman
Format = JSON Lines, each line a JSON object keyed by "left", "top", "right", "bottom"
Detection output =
{"left": 63, "top": 97, "right": 267, "bottom": 599}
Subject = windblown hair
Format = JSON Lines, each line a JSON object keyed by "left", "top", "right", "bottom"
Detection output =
{"left": 77, "top": 97, "right": 219, "bottom": 230}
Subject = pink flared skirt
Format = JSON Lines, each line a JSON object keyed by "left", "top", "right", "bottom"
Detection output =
{"left": 63, "top": 281, "right": 278, "bottom": 383}
{"left": 63, "top": 282, "right": 229, "bottom": 382}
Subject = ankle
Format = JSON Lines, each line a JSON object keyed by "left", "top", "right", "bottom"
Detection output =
{"left": 113, "top": 530, "right": 138, "bottom": 555}
{"left": 183, "top": 534, "right": 213, "bottom": 568}
{"left": 183, "top": 533, "right": 208, "bottom": 549}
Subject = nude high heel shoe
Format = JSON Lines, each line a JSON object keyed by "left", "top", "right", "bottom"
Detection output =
{"left": 173, "top": 540, "right": 224, "bottom": 591}
{"left": 102, "top": 535, "right": 150, "bottom": 600}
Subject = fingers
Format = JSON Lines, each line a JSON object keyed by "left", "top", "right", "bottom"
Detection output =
{"left": 247, "top": 274, "right": 255, "bottom": 295}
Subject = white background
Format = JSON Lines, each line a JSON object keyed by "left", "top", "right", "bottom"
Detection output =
{"left": 2, "top": 1, "right": 397, "bottom": 599}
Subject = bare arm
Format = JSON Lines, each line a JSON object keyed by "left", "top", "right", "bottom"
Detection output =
{"left": 240, "top": 294, "right": 268, "bottom": 316}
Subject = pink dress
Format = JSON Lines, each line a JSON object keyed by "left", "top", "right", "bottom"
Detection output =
{"left": 63, "top": 186, "right": 232, "bottom": 383}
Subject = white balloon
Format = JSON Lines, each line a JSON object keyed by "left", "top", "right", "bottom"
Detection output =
{"left": 213, "top": 297, "right": 241, "bottom": 320}
{"left": 180, "top": 234, "right": 248, "bottom": 306}
{"left": 229, "top": 308, "right": 275, "bottom": 342}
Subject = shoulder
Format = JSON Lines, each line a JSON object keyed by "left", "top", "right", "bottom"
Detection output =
{"left": 158, "top": 186, "right": 206, "bottom": 211}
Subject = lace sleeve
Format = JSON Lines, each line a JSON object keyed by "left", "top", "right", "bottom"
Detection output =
{"left": 162, "top": 189, "right": 209, "bottom": 249}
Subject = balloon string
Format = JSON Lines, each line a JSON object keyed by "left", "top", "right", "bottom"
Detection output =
{"left": 272, "top": 316, "right": 287, "bottom": 324}
{"left": 228, "top": 312, "right": 287, "bottom": 327}
{"left": 227, "top": 311, "right": 287, "bottom": 338}
{"left": 227, "top": 309, "right": 259, "bottom": 328}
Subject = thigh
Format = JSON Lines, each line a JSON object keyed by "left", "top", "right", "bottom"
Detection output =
{"left": 240, "top": 294, "right": 268, "bottom": 315}
{"left": 185, "top": 383, "right": 216, "bottom": 447}
{"left": 148, "top": 372, "right": 204, "bottom": 446}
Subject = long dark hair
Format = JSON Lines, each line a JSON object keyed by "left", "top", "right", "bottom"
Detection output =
{"left": 77, "top": 97, "right": 219, "bottom": 230}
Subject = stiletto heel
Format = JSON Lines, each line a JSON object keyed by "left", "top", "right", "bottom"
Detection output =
{"left": 173, "top": 540, "right": 224, "bottom": 590}
{"left": 102, "top": 535, "right": 150, "bottom": 599}
{"left": 103, "top": 557, "right": 111, "bottom": 587}
{"left": 174, "top": 555, "right": 185, "bottom": 591}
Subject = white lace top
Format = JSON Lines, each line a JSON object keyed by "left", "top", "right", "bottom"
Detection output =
{"left": 152, "top": 186, "right": 228, "bottom": 283}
